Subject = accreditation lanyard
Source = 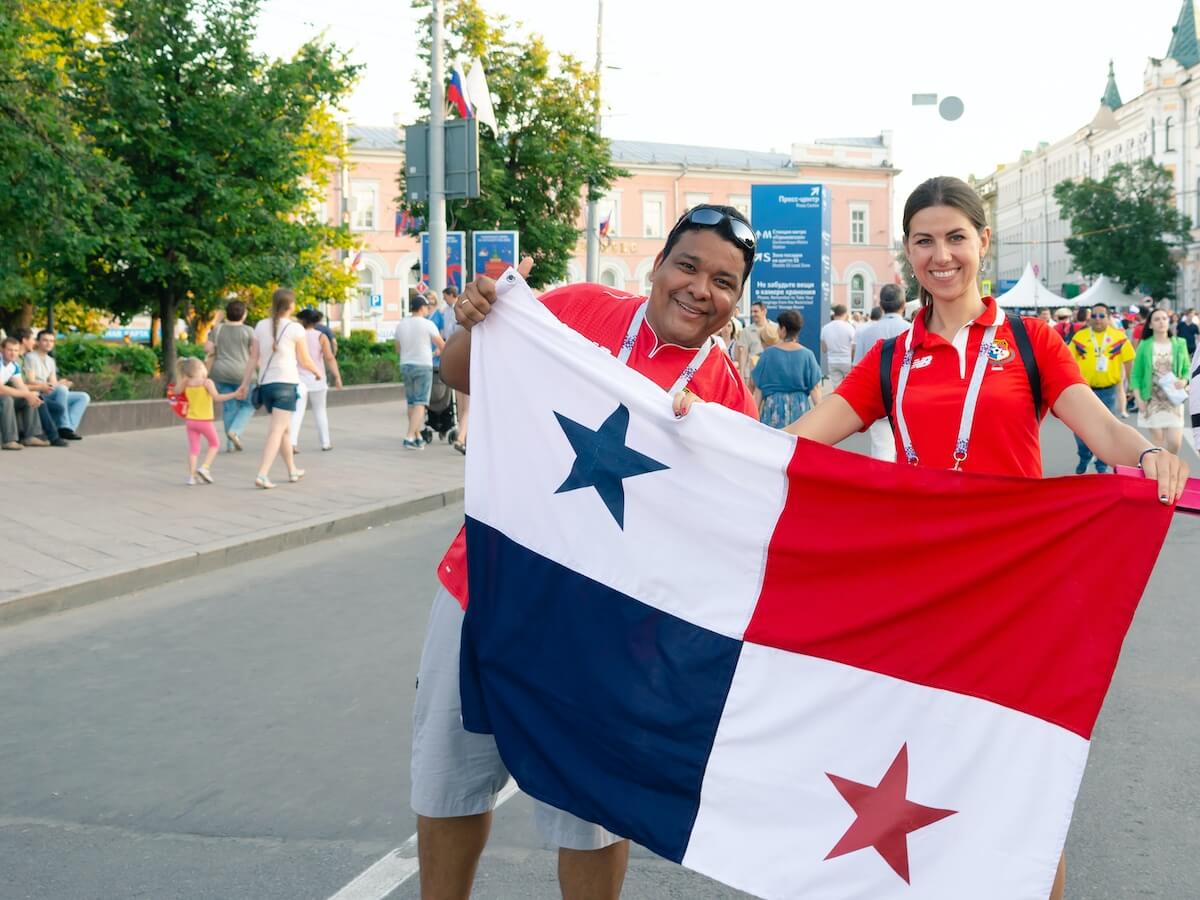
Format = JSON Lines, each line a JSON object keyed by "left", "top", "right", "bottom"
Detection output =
{"left": 1089, "top": 330, "right": 1112, "bottom": 372}
{"left": 616, "top": 301, "right": 714, "bottom": 395}
{"left": 894, "top": 322, "right": 1000, "bottom": 471}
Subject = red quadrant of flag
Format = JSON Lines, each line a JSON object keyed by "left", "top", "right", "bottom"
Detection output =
{"left": 744, "top": 438, "right": 1172, "bottom": 739}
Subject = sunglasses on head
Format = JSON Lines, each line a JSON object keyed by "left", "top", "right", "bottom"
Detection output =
{"left": 673, "top": 207, "right": 756, "bottom": 252}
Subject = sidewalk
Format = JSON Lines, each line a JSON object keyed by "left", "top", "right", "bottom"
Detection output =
{"left": 0, "top": 401, "right": 464, "bottom": 625}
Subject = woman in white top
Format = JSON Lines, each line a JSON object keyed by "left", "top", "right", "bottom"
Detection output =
{"left": 289, "top": 308, "right": 343, "bottom": 453}
{"left": 239, "top": 288, "right": 321, "bottom": 489}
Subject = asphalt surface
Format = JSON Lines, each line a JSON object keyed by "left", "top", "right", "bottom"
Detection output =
{"left": 1, "top": 421, "right": 1196, "bottom": 899}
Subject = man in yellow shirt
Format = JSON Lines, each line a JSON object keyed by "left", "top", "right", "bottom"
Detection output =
{"left": 1069, "top": 302, "right": 1135, "bottom": 473}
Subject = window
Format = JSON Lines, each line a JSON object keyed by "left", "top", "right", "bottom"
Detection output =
{"left": 642, "top": 193, "right": 666, "bottom": 238}
{"left": 684, "top": 192, "right": 710, "bottom": 211}
{"left": 597, "top": 191, "right": 622, "bottom": 238}
{"left": 351, "top": 182, "right": 377, "bottom": 231}
{"left": 1165, "top": 116, "right": 1174, "bottom": 151}
{"left": 849, "top": 204, "right": 868, "bottom": 245}
{"left": 849, "top": 274, "right": 866, "bottom": 310}
{"left": 600, "top": 267, "right": 619, "bottom": 288}
{"left": 356, "top": 266, "right": 377, "bottom": 317}
{"left": 729, "top": 194, "right": 750, "bottom": 219}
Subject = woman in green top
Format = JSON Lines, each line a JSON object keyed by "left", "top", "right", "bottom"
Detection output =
{"left": 1132, "top": 307, "right": 1190, "bottom": 454}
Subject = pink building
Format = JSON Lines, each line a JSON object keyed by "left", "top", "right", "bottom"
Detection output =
{"left": 566, "top": 136, "right": 899, "bottom": 313}
{"left": 327, "top": 128, "right": 899, "bottom": 335}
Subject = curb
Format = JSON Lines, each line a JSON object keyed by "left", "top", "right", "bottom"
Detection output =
{"left": 0, "top": 487, "right": 464, "bottom": 628}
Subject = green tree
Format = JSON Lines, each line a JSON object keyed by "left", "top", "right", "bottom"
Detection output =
{"left": 1054, "top": 160, "right": 1193, "bottom": 301}
{"left": 403, "top": 0, "right": 624, "bottom": 289}
{"left": 68, "top": 0, "right": 359, "bottom": 376}
{"left": 0, "top": 2, "right": 129, "bottom": 333}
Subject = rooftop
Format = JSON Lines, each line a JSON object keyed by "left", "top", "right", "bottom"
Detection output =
{"left": 348, "top": 125, "right": 403, "bottom": 150}
{"left": 1167, "top": 0, "right": 1200, "bottom": 69}
{"left": 608, "top": 140, "right": 792, "bottom": 170}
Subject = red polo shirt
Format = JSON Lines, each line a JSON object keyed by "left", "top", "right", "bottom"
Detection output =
{"left": 837, "top": 298, "right": 1083, "bottom": 478}
{"left": 438, "top": 282, "right": 757, "bottom": 608}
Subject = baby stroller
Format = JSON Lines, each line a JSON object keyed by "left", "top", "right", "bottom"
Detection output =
{"left": 422, "top": 367, "right": 459, "bottom": 445}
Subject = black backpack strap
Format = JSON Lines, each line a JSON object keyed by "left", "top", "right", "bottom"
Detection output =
{"left": 879, "top": 336, "right": 900, "bottom": 418}
{"left": 1006, "top": 313, "right": 1042, "bottom": 418}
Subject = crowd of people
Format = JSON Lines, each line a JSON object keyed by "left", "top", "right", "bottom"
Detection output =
{"left": 722, "top": 280, "right": 1199, "bottom": 473}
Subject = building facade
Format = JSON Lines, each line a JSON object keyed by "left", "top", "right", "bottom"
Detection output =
{"left": 989, "top": 1, "right": 1200, "bottom": 306}
{"left": 325, "top": 129, "right": 899, "bottom": 334}
{"left": 571, "top": 136, "right": 899, "bottom": 313}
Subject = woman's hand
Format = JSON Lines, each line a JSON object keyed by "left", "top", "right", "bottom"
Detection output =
{"left": 672, "top": 391, "right": 704, "bottom": 418}
{"left": 1142, "top": 449, "right": 1190, "bottom": 504}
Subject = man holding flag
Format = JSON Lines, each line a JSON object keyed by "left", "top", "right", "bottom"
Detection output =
{"left": 410, "top": 205, "right": 758, "bottom": 899}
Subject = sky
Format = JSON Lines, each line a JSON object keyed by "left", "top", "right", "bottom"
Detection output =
{"left": 253, "top": 0, "right": 1192, "bottom": 230}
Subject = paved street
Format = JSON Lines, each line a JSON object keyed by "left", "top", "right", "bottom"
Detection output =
{"left": 0, "top": 401, "right": 464, "bottom": 616}
{"left": 0, "top": 419, "right": 1196, "bottom": 899}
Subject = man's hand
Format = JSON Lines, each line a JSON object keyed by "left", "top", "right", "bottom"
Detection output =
{"left": 60, "top": 378, "right": 72, "bottom": 389}
{"left": 26, "top": 392, "right": 43, "bottom": 408}
{"left": 455, "top": 257, "right": 534, "bottom": 331}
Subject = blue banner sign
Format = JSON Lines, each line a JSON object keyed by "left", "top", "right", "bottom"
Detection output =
{"left": 103, "top": 327, "right": 151, "bottom": 343}
{"left": 748, "top": 184, "right": 832, "bottom": 358}
{"left": 472, "top": 230, "right": 520, "bottom": 280}
{"left": 420, "top": 231, "right": 467, "bottom": 293}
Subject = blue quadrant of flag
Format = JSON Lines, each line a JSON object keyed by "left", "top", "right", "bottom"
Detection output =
{"left": 460, "top": 516, "right": 741, "bottom": 862}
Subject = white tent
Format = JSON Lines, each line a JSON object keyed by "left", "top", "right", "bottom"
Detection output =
{"left": 1075, "top": 275, "right": 1139, "bottom": 311}
{"left": 995, "top": 263, "right": 1066, "bottom": 309}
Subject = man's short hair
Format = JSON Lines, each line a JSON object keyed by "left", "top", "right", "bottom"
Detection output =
{"left": 869, "top": 307, "right": 883, "bottom": 321}
{"left": 831, "top": 304, "right": 847, "bottom": 318}
{"left": 661, "top": 204, "right": 755, "bottom": 284}
{"left": 225, "top": 300, "right": 247, "bottom": 322}
{"left": 11, "top": 327, "right": 31, "bottom": 342}
{"left": 1, "top": 336, "right": 18, "bottom": 348}
{"left": 443, "top": 285, "right": 459, "bottom": 298}
{"left": 36, "top": 329, "right": 53, "bottom": 341}
{"left": 878, "top": 284, "right": 904, "bottom": 313}
{"left": 410, "top": 295, "right": 429, "bottom": 314}
{"left": 750, "top": 300, "right": 766, "bottom": 310}
{"left": 1090, "top": 302, "right": 1109, "bottom": 313}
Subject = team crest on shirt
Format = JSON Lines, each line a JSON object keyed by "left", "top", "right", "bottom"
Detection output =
{"left": 986, "top": 339, "right": 1013, "bottom": 364}
{"left": 911, "top": 354, "right": 933, "bottom": 370}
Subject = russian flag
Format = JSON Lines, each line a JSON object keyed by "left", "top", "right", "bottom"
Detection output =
{"left": 459, "top": 272, "right": 1174, "bottom": 899}
{"left": 447, "top": 66, "right": 471, "bottom": 120}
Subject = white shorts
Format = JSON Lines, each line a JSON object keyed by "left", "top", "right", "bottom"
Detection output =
{"left": 410, "top": 587, "right": 624, "bottom": 851}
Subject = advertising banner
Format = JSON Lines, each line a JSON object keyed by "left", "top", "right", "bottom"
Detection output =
{"left": 472, "top": 231, "right": 520, "bottom": 280}
{"left": 748, "top": 185, "right": 832, "bottom": 358}
{"left": 421, "top": 231, "right": 467, "bottom": 293}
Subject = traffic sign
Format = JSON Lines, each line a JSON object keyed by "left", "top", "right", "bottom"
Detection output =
{"left": 369, "top": 293, "right": 383, "bottom": 310}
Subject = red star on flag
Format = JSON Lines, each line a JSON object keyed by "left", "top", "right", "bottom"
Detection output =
{"left": 825, "top": 743, "right": 957, "bottom": 884}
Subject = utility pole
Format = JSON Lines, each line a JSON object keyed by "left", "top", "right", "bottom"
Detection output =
{"left": 429, "top": 0, "right": 447, "bottom": 297}
{"left": 584, "top": 0, "right": 604, "bottom": 283}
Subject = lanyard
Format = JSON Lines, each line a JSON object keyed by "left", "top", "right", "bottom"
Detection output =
{"left": 894, "top": 323, "right": 1000, "bottom": 471}
{"left": 1089, "top": 329, "right": 1111, "bottom": 357}
{"left": 616, "top": 301, "right": 714, "bottom": 395}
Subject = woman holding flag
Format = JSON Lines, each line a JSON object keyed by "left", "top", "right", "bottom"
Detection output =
{"left": 676, "top": 175, "right": 1189, "bottom": 899}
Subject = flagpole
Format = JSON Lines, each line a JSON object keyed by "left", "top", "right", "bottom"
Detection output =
{"left": 429, "top": 0, "right": 447, "bottom": 299}
{"left": 584, "top": 0, "right": 603, "bottom": 284}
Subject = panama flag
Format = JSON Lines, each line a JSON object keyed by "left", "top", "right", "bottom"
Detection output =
{"left": 446, "top": 66, "right": 471, "bottom": 119}
{"left": 458, "top": 271, "right": 1174, "bottom": 899}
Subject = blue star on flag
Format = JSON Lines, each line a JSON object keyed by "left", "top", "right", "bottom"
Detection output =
{"left": 554, "top": 404, "right": 669, "bottom": 529}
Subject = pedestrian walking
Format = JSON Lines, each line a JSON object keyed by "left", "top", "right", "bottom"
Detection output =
{"left": 205, "top": 299, "right": 256, "bottom": 452}
{"left": 394, "top": 295, "right": 445, "bottom": 450}
{"left": 820, "top": 305, "right": 855, "bottom": 387}
{"left": 677, "top": 175, "right": 1189, "bottom": 900}
{"left": 1132, "top": 308, "right": 1190, "bottom": 455}
{"left": 751, "top": 310, "right": 822, "bottom": 427}
{"left": 175, "top": 357, "right": 242, "bottom": 485}
{"left": 1069, "top": 303, "right": 1136, "bottom": 473}
{"left": 289, "top": 308, "right": 342, "bottom": 453}
{"left": 1176, "top": 308, "right": 1198, "bottom": 357}
{"left": 734, "top": 300, "right": 767, "bottom": 379}
{"left": 239, "top": 288, "right": 322, "bottom": 489}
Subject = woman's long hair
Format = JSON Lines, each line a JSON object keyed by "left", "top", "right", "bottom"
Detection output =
{"left": 270, "top": 288, "right": 296, "bottom": 348}
{"left": 902, "top": 177, "right": 988, "bottom": 310}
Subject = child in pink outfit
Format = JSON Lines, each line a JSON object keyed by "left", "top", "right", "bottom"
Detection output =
{"left": 176, "top": 358, "right": 243, "bottom": 485}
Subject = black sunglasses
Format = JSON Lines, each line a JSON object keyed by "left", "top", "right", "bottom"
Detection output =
{"left": 1090, "top": 312, "right": 1107, "bottom": 319}
{"left": 673, "top": 207, "right": 756, "bottom": 252}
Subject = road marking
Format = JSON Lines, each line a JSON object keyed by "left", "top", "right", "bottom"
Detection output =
{"left": 327, "top": 780, "right": 521, "bottom": 900}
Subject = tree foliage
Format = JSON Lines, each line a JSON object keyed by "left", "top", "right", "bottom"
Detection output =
{"left": 1054, "top": 160, "right": 1193, "bottom": 300}
{"left": 0, "top": 2, "right": 129, "bottom": 332}
{"left": 403, "top": 0, "right": 624, "bottom": 289}
{"left": 66, "top": 0, "right": 359, "bottom": 375}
